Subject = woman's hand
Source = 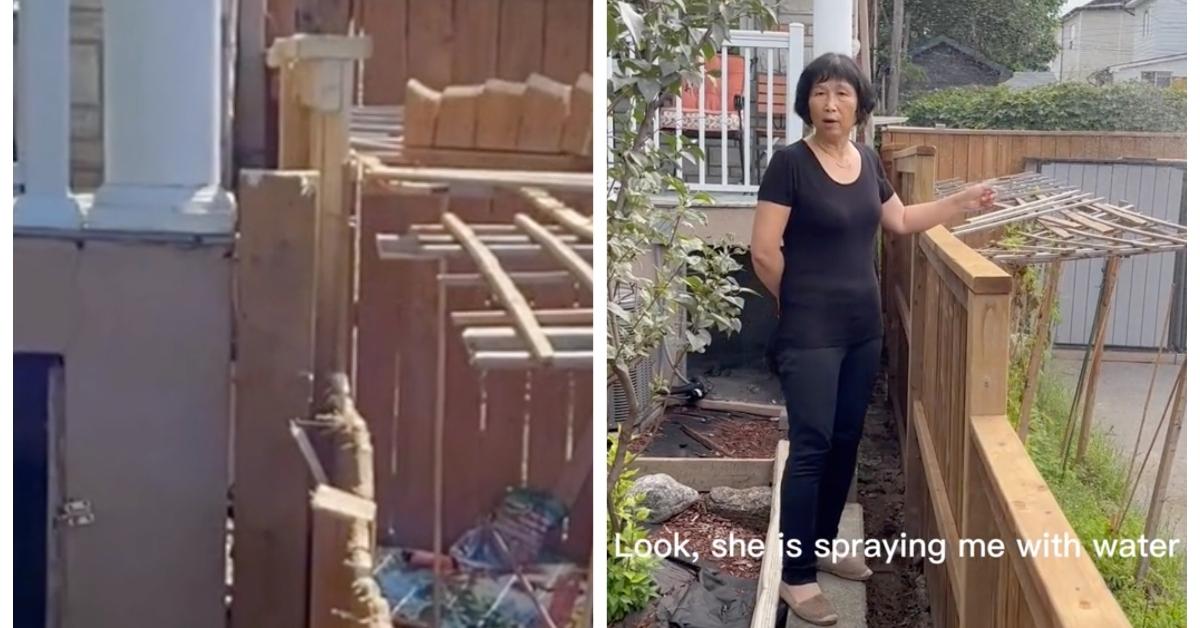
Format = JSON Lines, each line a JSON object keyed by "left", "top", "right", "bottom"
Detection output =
{"left": 956, "top": 184, "right": 996, "bottom": 212}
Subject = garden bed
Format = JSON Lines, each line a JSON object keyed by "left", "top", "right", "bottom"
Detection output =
{"left": 630, "top": 402, "right": 783, "bottom": 459}
{"left": 647, "top": 501, "right": 766, "bottom": 580}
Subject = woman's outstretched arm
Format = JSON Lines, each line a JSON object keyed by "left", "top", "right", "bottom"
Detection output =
{"left": 879, "top": 184, "right": 994, "bottom": 235}
{"left": 751, "top": 200, "right": 791, "bottom": 303}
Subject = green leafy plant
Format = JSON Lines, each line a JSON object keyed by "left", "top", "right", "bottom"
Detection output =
{"left": 605, "top": 0, "right": 772, "bottom": 618}
{"left": 903, "top": 83, "right": 1186, "bottom": 132}
{"left": 1006, "top": 267, "right": 1186, "bottom": 626}
{"left": 606, "top": 432, "right": 658, "bottom": 621}
{"left": 606, "top": 0, "right": 771, "bottom": 523}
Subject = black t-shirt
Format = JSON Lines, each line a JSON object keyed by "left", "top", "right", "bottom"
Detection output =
{"left": 757, "top": 140, "right": 895, "bottom": 349}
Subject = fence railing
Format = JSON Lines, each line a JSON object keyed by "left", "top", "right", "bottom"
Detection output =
{"left": 881, "top": 127, "right": 1187, "bottom": 184}
{"left": 884, "top": 146, "right": 1131, "bottom": 627}
{"left": 610, "top": 25, "right": 805, "bottom": 196}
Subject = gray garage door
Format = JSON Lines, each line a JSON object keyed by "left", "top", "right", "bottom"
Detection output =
{"left": 1028, "top": 159, "right": 1186, "bottom": 351}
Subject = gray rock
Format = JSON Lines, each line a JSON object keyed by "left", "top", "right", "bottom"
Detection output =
{"left": 630, "top": 473, "right": 699, "bottom": 523}
{"left": 706, "top": 486, "right": 772, "bottom": 526}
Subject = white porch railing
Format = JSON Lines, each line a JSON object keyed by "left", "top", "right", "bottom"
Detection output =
{"left": 13, "top": 0, "right": 233, "bottom": 235}
{"left": 610, "top": 23, "right": 805, "bottom": 197}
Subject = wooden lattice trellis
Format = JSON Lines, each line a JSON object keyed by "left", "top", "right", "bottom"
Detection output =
{"left": 936, "top": 171, "right": 1187, "bottom": 265}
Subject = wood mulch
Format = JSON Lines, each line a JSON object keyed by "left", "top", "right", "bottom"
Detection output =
{"left": 647, "top": 501, "right": 766, "bottom": 580}
{"left": 629, "top": 406, "right": 782, "bottom": 459}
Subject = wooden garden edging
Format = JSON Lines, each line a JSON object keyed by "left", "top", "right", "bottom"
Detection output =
{"left": 882, "top": 146, "right": 1131, "bottom": 627}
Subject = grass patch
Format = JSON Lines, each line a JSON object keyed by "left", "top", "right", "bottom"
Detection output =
{"left": 1012, "top": 362, "right": 1186, "bottom": 627}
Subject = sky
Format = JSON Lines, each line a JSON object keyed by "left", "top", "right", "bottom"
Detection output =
{"left": 1059, "top": 0, "right": 1093, "bottom": 16}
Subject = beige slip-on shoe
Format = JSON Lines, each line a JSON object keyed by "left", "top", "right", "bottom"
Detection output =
{"left": 779, "top": 585, "right": 838, "bottom": 626}
{"left": 817, "top": 554, "right": 873, "bottom": 581}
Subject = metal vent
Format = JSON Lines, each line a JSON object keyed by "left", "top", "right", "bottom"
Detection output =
{"left": 607, "top": 287, "right": 653, "bottom": 428}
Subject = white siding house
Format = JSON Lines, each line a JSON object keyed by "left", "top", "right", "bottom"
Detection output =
{"left": 1128, "top": 0, "right": 1186, "bottom": 62}
{"left": 1052, "top": 0, "right": 1137, "bottom": 83}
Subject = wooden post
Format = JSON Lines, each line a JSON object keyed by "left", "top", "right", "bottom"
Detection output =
{"left": 309, "top": 485, "right": 384, "bottom": 628}
{"left": 1017, "top": 261, "right": 1062, "bottom": 441}
{"left": 1137, "top": 360, "right": 1186, "bottom": 583}
{"left": 231, "top": 170, "right": 320, "bottom": 628}
{"left": 267, "top": 35, "right": 372, "bottom": 401}
{"left": 1075, "top": 257, "right": 1121, "bottom": 465}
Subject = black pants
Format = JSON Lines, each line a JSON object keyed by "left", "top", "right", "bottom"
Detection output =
{"left": 771, "top": 336, "right": 882, "bottom": 585}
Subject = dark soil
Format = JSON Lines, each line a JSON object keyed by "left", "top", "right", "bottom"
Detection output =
{"left": 858, "top": 378, "right": 933, "bottom": 627}
{"left": 647, "top": 501, "right": 767, "bottom": 580}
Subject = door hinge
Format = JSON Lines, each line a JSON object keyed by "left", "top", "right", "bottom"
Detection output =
{"left": 55, "top": 499, "right": 95, "bottom": 528}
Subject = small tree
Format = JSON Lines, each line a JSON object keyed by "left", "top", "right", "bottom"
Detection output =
{"left": 605, "top": 1, "right": 771, "bottom": 617}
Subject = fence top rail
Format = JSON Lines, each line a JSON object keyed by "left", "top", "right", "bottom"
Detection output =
{"left": 971, "top": 414, "right": 1133, "bottom": 627}
{"left": 883, "top": 126, "right": 1185, "bottom": 139}
{"left": 920, "top": 225, "right": 1011, "bottom": 295}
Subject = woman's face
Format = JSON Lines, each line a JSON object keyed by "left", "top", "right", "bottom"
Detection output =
{"left": 808, "top": 78, "right": 858, "bottom": 139}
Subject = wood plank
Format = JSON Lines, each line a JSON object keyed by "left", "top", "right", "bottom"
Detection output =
{"left": 517, "top": 187, "right": 594, "bottom": 239}
{"left": 514, "top": 213, "right": 593, "bottom": 289}
{"left": 433, "top": 85, "right": 482, "bottom": 149}
{"left": 354, "top": 194, "right": 409, "bottom": 542}
{"left": 405, "top": 79, "right": 441, "bottom": 148}
{"left": 361, "top": 0, "right": 407, "bottom": 104}
{"left": 388, "top": 195, "right": 448, "bottom": 548}
{"left": 1017, "top": 262, "right": 1062, "bottom": 440}
{"left": 1074, "top": 257, "right": 1121, "bottom": 464}
{"left": 541, "top": 0, "right": 589, "bottom": 83}
{"left": 666, "top": 397, "right": 784, "bottom": 417}
{"left": 561, "top": 73, "right": 593, "bottom": 157}
{"left": 309, "top": 485, "right": 377, "bottom": 628}
{"left": 912, "top": 401, "right": 964, "bottom": 602}
{"left": 920, "top": 226, "right": 1012, "bottom": 295}
{"left": 748, "top": 440, "right": 788, "bottom": 628}
{"left": 518, "top": 73, "right": 570, "bottom": 153}
{"left": 631, "top": 457, "right": 776, "bottom": 490}
{"left": 231, "top": 170, "right": 319, "bottom": 628}
{"left": 309, "top": 103, "right": 353, "bottom": 388}
{"left": 276, "top": 63, "right": 311, "bottom": 168}
{"left": 451, "top": 0, "right": 500, "bottom": 85}
{"left": 406, "top": 1, "right": 453, "bottom": 90}
{"left": 497, "top": 0, "right": 546, "bottom": 81}
{"left": 441, "top": 212, "right": 556, "bottom": 363}
{"left": 970, "top": 414, "right": 1131, "bottom": 627}
{"left": 563, "top": 374, "right": 593, "bottom": 561}
{"left": 400, "top": 146, "right": 589, "bottom": 172}
{"left": 367, "top": 165, "right": 591, "bottom": 193}
{"left": 476, "top": 79, "right": 527, "bottom": 151}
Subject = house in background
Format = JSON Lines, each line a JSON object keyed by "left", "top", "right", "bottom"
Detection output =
{"left": 907, "top": 36, "right": 1011, "bottom": 94}
{"left": 1002, "top": 71, "right": 1059, "bottom": 91}
{"left": 1053, "top": 0, "right": 1187, "bottom": 85}
{"left": 1096, "top": 0, "right": 1187, "bottom": 85}
{"left": 1052, "top": 0, "right": 1136, "bottom": 83}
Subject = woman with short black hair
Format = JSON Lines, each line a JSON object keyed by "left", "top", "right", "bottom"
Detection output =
{"left": 751, "top": 52, "right": 994, "bottom": 625}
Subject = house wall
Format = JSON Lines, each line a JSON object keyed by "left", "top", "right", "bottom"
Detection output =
{"left": 14, "top": 236, "right": 232, "bottom": 628}
{"left": 1112, "top": 56, "right": 1187, "bottom": 81}
{"left": 1132, "top": 0, "right": 1187, "bottom": 61}
{"left": 1057, "top": 9, "right": 1136, "bottom": 82}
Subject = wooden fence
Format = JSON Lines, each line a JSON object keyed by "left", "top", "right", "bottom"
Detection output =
{"left": 358, "top": 0, "right": 593, "bottom": 104}
{"left": 883, "top": 146, "right": 1131, "bottom": 627}
{"left": 881, "top": 127, "right": 1186, "bottom": 183}
{"left": 233, "top": 34, "right": 592, "bottom": 628}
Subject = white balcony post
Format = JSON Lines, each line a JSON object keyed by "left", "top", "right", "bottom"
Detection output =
{"left": 813, "top": 0, "right": 854, "bottom": 58}
{"left": 14, "top": 0, "right": 82, "bottom": 229}
{"left": 89, "top": 0, "right": 234, "bottom": 234}
{"left": 785, "top": 23, "right": 805, "bottom": 143}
